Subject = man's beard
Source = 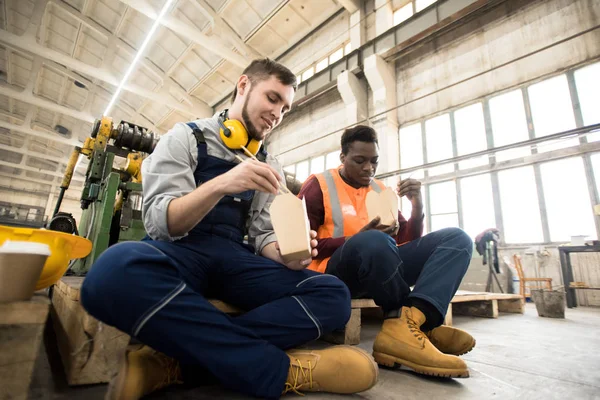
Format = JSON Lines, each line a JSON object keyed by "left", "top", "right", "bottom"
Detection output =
{"left": 241, "top": 89, "right": 263, "bottom": 141}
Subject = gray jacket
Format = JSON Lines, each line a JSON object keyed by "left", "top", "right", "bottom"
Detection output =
{"left": 141, "top": 112, "right": 281, "bottom": 254}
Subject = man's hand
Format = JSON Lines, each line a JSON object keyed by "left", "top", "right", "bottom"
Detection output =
{"left": 357, "top": 216, "right": 398, "bottom": 236}
{"left": 274, "top": 230, "right": 319, "bottom": 271}
{"left": 397, "top": 178, "right": 423, "bottom": 219}
{"left": 215, "top": 159, "right": 282, "bottom": 196}
{"left": 397, "top": 178, "right": 423, "bottom": 207}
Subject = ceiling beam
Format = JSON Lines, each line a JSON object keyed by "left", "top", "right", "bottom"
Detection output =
{"left": 0, "top": 143, "right": 68, "bottom": 165}
{"left": 115, "top": 0, "right": 250, "bottom": 68}
{"left": 0, "top": 172, "right": 82, "bottom": 201}
{"left": 0, "top": 160, "right": 85, "bottom": 182}
{"left": 49, "top": 0, "right": 211, "bottom": 119}
{"left": 0, "top": 84, "right": 95, "bottom": 123}
{"left": 190, "top": 0, "right": 262, "bottom": 58}
{"left": 336, "top": 0, "right": 361, "bottom": 13}
{"left": 0, "top": 119, "right": 81, "bottom": 146}
{"left": 0, "top": 30, "right": 210, "bottom": 119}
{"left": 0, "top": 171, "right": 57, "bottom": 188}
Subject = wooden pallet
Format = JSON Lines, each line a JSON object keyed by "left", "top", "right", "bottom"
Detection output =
{"left": 447, "top": 290, "right": 524, "bottom": 325}
{"left": 51, "top": 277, "right": 130, "bottom": 386}
{"left": 0, "top": 293, "right": 51, "bottom": 400}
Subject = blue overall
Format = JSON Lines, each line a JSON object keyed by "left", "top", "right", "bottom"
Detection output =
{"left": 80, "top": 126, "right": 351, "bottom": 399}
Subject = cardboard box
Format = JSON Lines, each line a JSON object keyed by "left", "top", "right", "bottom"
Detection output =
{"left": 270, "top": 193, "right": 312, "bottom": 263}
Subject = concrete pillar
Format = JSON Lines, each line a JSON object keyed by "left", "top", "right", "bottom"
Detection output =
{"left": 350, "top": 8, "right": 365, "bottom": 51}
{"left": 364, "top": 54, "right": 399, "bottom": 174}
{"left": 375, "top": 0, "right": 394, "bottom": 37}
{"left": 337, "top": 70, "right": 367, "bottom": 126}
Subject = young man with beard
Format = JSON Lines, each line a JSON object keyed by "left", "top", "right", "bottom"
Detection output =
{"left": 299, "top": 125, "right": 475, "bottom": 379}
{"left": 81, "top": 59, "right": 378, "bottom": 400}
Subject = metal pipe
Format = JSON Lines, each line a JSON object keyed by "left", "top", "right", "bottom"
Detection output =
{"left": 377, "top": 123, "right": 600, "bottom": 179}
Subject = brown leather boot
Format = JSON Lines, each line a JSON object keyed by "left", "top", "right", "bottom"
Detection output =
{"left": 373, "top": 307, "right": 469, "bottom": 378}
{"left": 426, "top": 325, "right": 476, "bottom": 356}
{"left": 105, "top": 345, "right": 182, "bottom": 400}
{"left": 283, "top": 346, "right": 378, "bottom": 395}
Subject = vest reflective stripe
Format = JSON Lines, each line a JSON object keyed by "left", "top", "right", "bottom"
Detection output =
{"left": 306, "top": 168, "right": 387, "bottom": 274}
{"left": 322, "top": 170, "right": 344, "bottom": 238}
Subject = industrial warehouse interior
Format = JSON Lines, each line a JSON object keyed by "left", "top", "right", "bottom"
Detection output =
{"left": 1, "top": 0, "right": 599, "bottom": 399}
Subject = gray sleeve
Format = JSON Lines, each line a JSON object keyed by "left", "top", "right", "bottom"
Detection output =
{"left": 247, "top": 155, "right": 283, "bottom": 254}
{"left": 141, "top": 123, "right": 198, "bottom": 241}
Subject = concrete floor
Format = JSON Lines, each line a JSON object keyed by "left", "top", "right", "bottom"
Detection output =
{"left": 29, "top": 304, "right": 600, "bottom": 400}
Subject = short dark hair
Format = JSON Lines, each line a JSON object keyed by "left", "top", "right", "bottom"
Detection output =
{"left": 231, "top": 58, "right": 297, "bottom": 101}
{"left": 341, "top": 125, "right": 378, "bottom": 154}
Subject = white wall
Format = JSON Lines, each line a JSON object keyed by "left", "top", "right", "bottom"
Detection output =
{"left": 393, "top": 0, "right": 600, "bottom": 125}
{"left": 267, "top": 89, "right": 349, "bottom": 167}
{"left": 278, "top": 12, "right": 351, "bottom": 76}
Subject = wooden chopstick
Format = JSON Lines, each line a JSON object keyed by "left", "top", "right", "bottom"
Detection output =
{"left": 234, "top": 152, "right": 290, "bottom": 195}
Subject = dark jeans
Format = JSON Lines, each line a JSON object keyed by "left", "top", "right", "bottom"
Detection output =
{"left": 81, "top": 234, "right": 351, "bottom": 399}
{"left": 326, "top": 227, "right": 472, "bottom": 324}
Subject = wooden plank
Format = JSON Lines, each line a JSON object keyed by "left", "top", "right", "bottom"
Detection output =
{"left": 52, "top": 278, "right": 129, "bottom": 386}
{"left": 56, "top": 276, "right": 84, "bottom": 301}
{"left": 0, "top": 293, "right": 51, "bottom": 324}
{"left": 498, "top": 298, "right": 525, "bottom": 314}
{"left": 452, "top": 290, "right": 522, "bottom": 303}
{"left": 350, "top": 298, "right": 378, "bottom": 308}
{"left": 452, "top": 299, "right": 498, "bottom": 318}
{"left": 0, "top": 293, "right": 50, "bottom": 400}
{"left": 322, "top": 308, "right": 361, "bottom": 345}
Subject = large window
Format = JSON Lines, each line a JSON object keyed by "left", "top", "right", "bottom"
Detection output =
{"left": 394, "top": 65, "right": 600, "bottom": 244}
{"left": 428, "top": 180, "right": 458, "bottom": 232}
{"left": 528, "top": 74, "right": 578, "bottom": 152}
{"left": 489, "top": 89, "right": 531, "bottom": 162}
{"left": 393, "top": 3, "right": 413, "bottom": 26}
{"left": 416, "top": 0, "right": 437, "bottom": 12}
{"left": 460, "top": 173, "right": 496, "bottom": 239}
{"left": 591, "top": 153, "right": 600, "bottom": 196}
{"left": 310, "top": 155, "right": 325, "bottom": 175}
{"left": 425, "top": 114, "right": 454, "bottom": 176}
{"left": 498, "top": 166, "right": 544, "bottom": 243}
{"left": 295, "top": 160, "right": 309, "bottom": 182}
{"left": 574, "top": 62, "right": 600, "bottom": 142}
{"left": 325, "top": 150, "right": 340, "bottom": 170}
{"left": 454, "top": 103, "right": 488, "bottom": 169}
{"left": 539, "top": 157, "right": 596, "bottom": 241}
{"left": 400, "top": 123, "right": 424, "bottom": 172}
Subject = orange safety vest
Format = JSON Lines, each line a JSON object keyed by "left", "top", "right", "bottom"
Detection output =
{"left": 306, "top": 167, "right": 386, "bottom": 273}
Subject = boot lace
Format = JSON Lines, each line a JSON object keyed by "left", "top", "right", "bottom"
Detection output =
{"left": 406, "top": 314, "right": 427, "bottom": 347}
{"left": 282, "top": 358, "right": 313, "bottom": 396}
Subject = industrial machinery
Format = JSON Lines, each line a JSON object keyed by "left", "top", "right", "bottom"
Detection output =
{"left": 50, "top": 117, "right": 158, "bottom": 275}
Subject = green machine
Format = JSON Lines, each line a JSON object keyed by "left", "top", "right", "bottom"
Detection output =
{"left": 50, "top": 116, "right": 159, "bottom": 275}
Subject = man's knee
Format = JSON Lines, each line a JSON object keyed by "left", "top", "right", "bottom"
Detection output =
{"left": 299, "top": 274, "right": 351, "bottom": 331}
{"left": 347, "top": 230, "right": 396, "bottom": 257}
{"left": 437, "top": 228, "right": 473, "bottom": 276}
{"left": 80, "top": 243, "right": 135, "bottom": 321}
{"left": 440, "top": 227, "right": 473, "bottom": 251}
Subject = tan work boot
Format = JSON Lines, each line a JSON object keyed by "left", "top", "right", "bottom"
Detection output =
{"left": 105, "top": 345, "right": 183, "bottom": 400}
{"left": 283, "top": 345, "right": 378, "bottom": 395}
{"left": 426, "top": 325, "right": 476, "bottom": 356}
{"left": 373, "top": 307, "right": 469, "bottom": 378}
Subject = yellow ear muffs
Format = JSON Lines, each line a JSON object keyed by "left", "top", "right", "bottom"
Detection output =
{"left": 219, "top": 114, "right": 262, "bottom": 156}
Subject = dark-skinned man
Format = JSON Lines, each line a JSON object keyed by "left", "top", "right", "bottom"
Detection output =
{"left": 299, "top": 125, "right": 475, "bottom": 378}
